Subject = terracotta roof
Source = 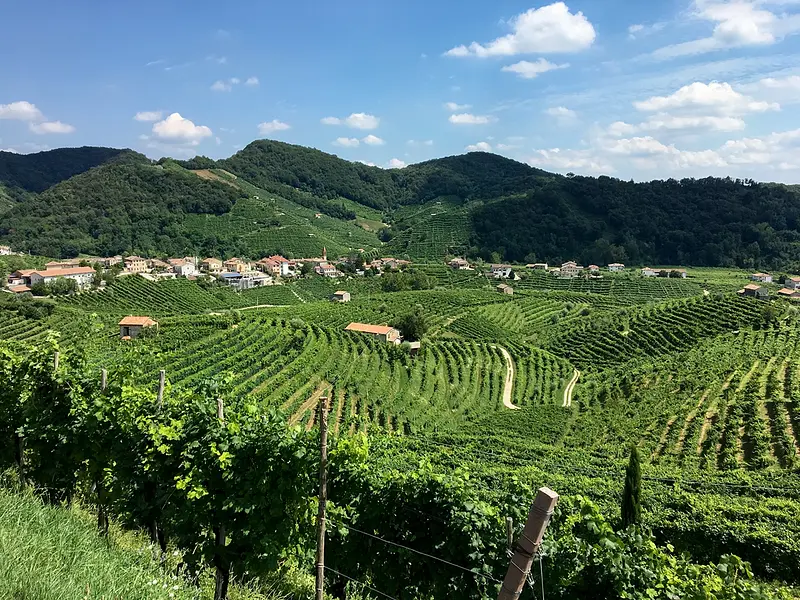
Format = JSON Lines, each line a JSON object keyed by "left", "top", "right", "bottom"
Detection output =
{"left": 125, "top": 256, "right": 145, "bottom": 261}
{"left": 34, "top": 267, "right": 95, "bottom": 277}
{"left": 743, "top": 284, "right": 762, "bottom": 290}
{"left": 202, "top": 257, "right": 222, "bottom": 264}
{"left": 118, "top": 316, "right": 157, "bottom": 327}
{"left": 9, "top": 285, "right": 30, "bottom": 293}
{"left": 789, "top": 277, "right": 800, "bottom": 282}
{"left": 334, "top": 291, "right": 348, "bottom": 295}
{"left": 752, "top": 273, "right": 771, "bottom": 277}
{"left": 14, "top": 269, "right": 37, "bottom": 277}
{"left": 268, "top": 255, "right": 289, "bottom": 263}
{"left": 608, "top": 263, "right": 624, "bottom": 266}
{"left": 778, "top": 288, "right": 797, "bottom": 296}
{"left": 345, "top": 323, "right": 396, "bottom": 335}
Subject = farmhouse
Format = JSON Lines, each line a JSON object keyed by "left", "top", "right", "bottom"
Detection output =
{"left": 449, "top": 258, "right": 471, "bottom": 270}
{"left": 9, "top": 269, "right": 37, "bottom": 286}
{"left": 751, "top": 273, "right": 773, "bottom": 283}
{"left": 315, "top": 262, "right": 339, "bottom": 278}
{"left": 777, "top": 288, "right": 800, "bottom": 300}
{"left": 496, "top": 283, "right": 514, "bottom": 295}
{"left": 0, "top": 245, "right": 13, "bottom": 255}
{"left": 7, "top": 285, "right": 31, "bottom": 294}
{"left": 490, "top": 264, "right": 513, "bottom": 279}
{"left": 739, "top": 284, "right": 769, "bottom": 299}
{"left": 29, "top": 266, "right": 95, "bottom": 289}
{"left": 526, "top": 263, "right": 548, "bottom": 270}
{"left": 608, "top": 263, "right": 625, "bottom": 272}
{"left": 588, "top": 265, "right": 600, "bottom": 273}
{"left": 148, "top": 258, "right": 170, "bottom": 271}
{"left": 168, "top": 258, "right": 197, "bottom": 277}
{"left": 641, "top": 267, "right": 659, "bottom": 277}
{"left": 331, "top": 291, "right": 351, "bottom": 303}
{"left": 224, "top": 258, "right": 250, "bottom": 273}
{"left": 118, "top": 316, "right": 158, "bottom": 340}
{"left": 124, "top": 256, "right": 148, "bottom": 273}
{"left": 345, "top": 322, "right": 401, "bottom": 344}
{"left": 98, "top": 256, "right": 123, "bottom": 268}
{"left": 201, "top": 258, "right": 223, "bottom": 273}
{"left": 560, "top": 261, "right": 582, "bottom": 278}
{"left": 46, "top": 259, "right": 81, "bottom": 269}
{"left": 785, "top": 276, "right": 800, "bottom": 290}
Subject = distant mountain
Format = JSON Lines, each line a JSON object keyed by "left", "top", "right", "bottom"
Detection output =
{"left": 2, "top": 140, "right": 800, "bottom": 269}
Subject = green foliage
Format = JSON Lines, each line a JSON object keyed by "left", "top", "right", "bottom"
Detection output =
{"left": 621, "top": 444, "right": 642, "bottom": 528}
{"left": 392, "top": 308, "right": 429, "bottom": 341}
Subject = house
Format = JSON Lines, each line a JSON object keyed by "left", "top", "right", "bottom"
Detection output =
{"left": 739, "top": 284, "right": 769, "bottom": 299}
{"left": 345, "top": 322, "right": 402, "bottom": 344}
{"left": 785, "top": 276, "right": 800, "bottom": 290}
{"left": 223, "top": 258, "right": 250, "bottom": 273}
{"left": 99, "top": 256, "right": 123, "bottom": 268}
{"left": 641, "top": 267, "right": 660, "bottom": 277}
{"left": 497, "top": 283, "right": 514, "bottom": 295}
{"left": 608, "top": 263, "right": 625, "bottom": 272}
{"left": 527, "top": 263, "right": 548, "bottom": 270}
{"left": 777, "top": 288, "right": 800, "bottom": 300}
{"left": 217, "top": 272, "right": 243, "bottom": 287}
{"left": 168, "top": 258, "right": 197, "bottom": 277}
{"left": 7, "top": 285, "right": 31, "bottom": 294}
{"left": 148, "top": 258, "right": 170, "bottom": 271}
{"left": 490, "top": 264, "right": 514, "bottom": 279}
{"left": 29, "top": 266, "right": 95, "bottom": 289}
{"left": 449, "top": 258, "right": 471, "bottom": 270}
{"left": 751, "top": 273, "right": 773, "bottom": 283}
{"left": 560, "top": 261, "right": 583, "bottom": 278}
{"left": 0, "top": 245, "right": 13, "bottom": 256}
{"left": 124, "top": 256, "right": 148, "bottom": 273}
{"left": 118, "top": 316, "right": 158, "bottom": 340}
{"left": 315, "top": 262, "right": 339, "bottom": 278}
{"left": 45, "top": 259, "right": 81, "bottom": 269}
{"left": 407, "top": 341, "right": 421, "bottom": 357}
{"left": 268, "top": 255, "right": 292, "bottom": 276}
{"left": 9, "top": 269, "right": 37, "bottom": 286}
{"left": 201, "top": 258, "right": 223, "bottom": 273}
{"left": 331, "top": 291, "right": 351, "bottom": 303}
{"left": 256, "top": 258, "right": 281, "bottom": 276}
{"left": 588, "top": 265, "right": 600, "bottom": 274}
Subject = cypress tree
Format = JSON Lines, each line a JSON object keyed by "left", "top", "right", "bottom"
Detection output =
{"left": 621, "top": 443, "right": 642, "bottom": 528}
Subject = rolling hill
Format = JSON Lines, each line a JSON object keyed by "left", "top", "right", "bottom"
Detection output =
{"left": 2, "top": 140, "right": 800, "bottom": 269}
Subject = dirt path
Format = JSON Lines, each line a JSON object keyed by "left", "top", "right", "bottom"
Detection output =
{"left": 562, "top": 369, "right": 581, "bottom": 408}
{"left": 492, "top": 345, "right": 519, "bottom": 410}
{"left": 291, "top": 288, "right": 307, "bottom": 304}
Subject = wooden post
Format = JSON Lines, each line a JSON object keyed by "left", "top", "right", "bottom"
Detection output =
{"left": 315, "top": 396, "right": 330, "bottom": 600}
{"left": 217, "top": 398, "right": 225, "bottom": 421}
{"left": 157, "top": 370, "right": 165, "bottom": 408}
{"left": 101, "top": 369, "right": 108, "bottom": 392}
{"left": 506, "top": 516, "right": 514, "bottom": 552}
{"left": 214, "top": 397, "right": 229, "bottom": 600}
{"left": 497, "top": 487, "right": 559, "bottom": 600}
{"left": 53, "top": 351, "right": 60, "bottom": 371}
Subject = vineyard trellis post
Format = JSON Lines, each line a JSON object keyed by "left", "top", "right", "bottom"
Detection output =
{"left": 506, "top": 516, "right": 514, "bottom": 553}
{"left": 214, "top": 397, "right": 229, "bottom": 600}
{"left": 316, "top": 396, "right": 330, "bottom": 600}
{"left": 53, "top": 351, "right": 59, "bottom": 371}
{"left": 497, "top": 487, "right": 559, "bottom": 600}
{"left": 101, "top": 368, "right": 107, "bottom": 392}
{"left": 157, "top": 369, "right": 166, "bottom": 408}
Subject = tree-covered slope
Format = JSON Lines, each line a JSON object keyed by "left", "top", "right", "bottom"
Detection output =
{"left": 0, "top": 146, "right": 138, "bottom": 196}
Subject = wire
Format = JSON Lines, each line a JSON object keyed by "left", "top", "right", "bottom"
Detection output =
{"left": 323, "top": 566, "right": 400, "bottom": 600}
{"left": 332, "top": 519, "right": 502, "bottom": 584}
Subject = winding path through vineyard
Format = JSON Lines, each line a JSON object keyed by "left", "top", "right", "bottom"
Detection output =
{"left": 562, "top": 369, "right": 580, "bottom": 407}
{"left": 493, "top": 345, "right": 519, "bottom": 410}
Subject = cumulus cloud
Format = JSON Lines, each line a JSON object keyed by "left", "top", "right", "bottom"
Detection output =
{"left": 211, "top": 80, "right": 234, "bottom": 92}
{"left": 449, "top": 113, "right": 496, "bottom": 125}
{"left": 257, "top": 120, "right": 291, "bottom": 134}
{"left": 134, "top": 111, "right": 163, "bottom": 122}
{"left": 527, "top": 148, "right": 614, "bottom": 173}
{"left": 152, "top": 113, "right": 212, "bottom": 143}
{"left": 444, "top": 101, "right": 471, "bottom": 111}
{"left": 651, "top": 0, "right": 800, "bottom": 60}
{"left": 333, "top": 137, "right": 360, "bottom": 147}
{"left": 634, "top": 81, "right": 779, "bottom": 114}
{"left": 362, "top": 134, "right": 385, "bottom": 146}
{"left": 501, "top": 58, "right": 569, "bottom": 79}
{"left": 545, "top": 106, "right": 577, "bottom": 119}
{"left": 29, "top": 121, "right": 75, "bottom": 134}
{"left": 320, "top": 113, "right": 380, "bottom": 130}
{"left": 466, "top": 141, "right": 493, "bottom": 152}
{"left": 386, "top": 158, "right": 407, "bottom": 168}
{"left": 607, "top": 121, "right": 639, "bottom": 137}
{"left": 445, "top": 2, "right": 596, "bottom": 57}
{"left": 245, "top": 76, "right": 259, "bottom": 86}
{"left": 0, "top": 101, "right": 44, "bottom": 121}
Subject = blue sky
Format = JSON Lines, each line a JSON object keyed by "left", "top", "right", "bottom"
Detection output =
{"left": 2, "top": 0, "right": 800, "bottom": 181}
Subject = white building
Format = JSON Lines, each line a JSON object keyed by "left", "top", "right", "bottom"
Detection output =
{"left": 785, "top": 276, "right": 800, "bottom": 290}
{"left": 315, "top": 262, "right": 339, "bottom": 278}
{"left": 168, "top": 258, "right": 197, "bottom": 277}
{"left": 608, "top": 263, "right": 625, "bottom": 272}
{"left": 560, "top": 261, "right": 582, "bottom": 278}
{"left": 0, "top": 245, "right": 13, "bottom": 256}
{"left": 29, "top": 266, "right": 96, "bottom": 289}
{"left": 751, "top": 273, "right": 773, "bottom": 283}
{"left": 641, "top": 267, "right": 660, "bottom": 277}
{"left": 490, "top": 264, "right": 513, "bottom": 279}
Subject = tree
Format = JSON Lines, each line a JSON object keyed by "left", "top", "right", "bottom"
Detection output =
{"left": 621, "top": 443, "right": 642, "bottom": 528}
{"left": 300, "top": 261, "right": 314, "bottom": 276}
{"left": 393, "top": 310, "right": 429, "bottom": 341}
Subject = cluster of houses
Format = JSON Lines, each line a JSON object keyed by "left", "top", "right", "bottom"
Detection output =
{"left": 0, "top": 245, "right": 20, "bottom": 256}
{"left": 448, "top": 258, "right": 629, "bottom": 280}
{"left": 742, "top": 272, "right": 800, "bottom": 301}
{"left": 7, "top": 262, "right": 98, "bottom": 294}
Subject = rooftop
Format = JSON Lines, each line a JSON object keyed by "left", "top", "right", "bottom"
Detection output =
{"left": 345, "top": 323, "right": 396, "bottom": 335}
{"left": 118, "top": 316, "right": 157, "bottom": 327}
{"left": 35, "top": 266, "right": 95, "bottom": 277}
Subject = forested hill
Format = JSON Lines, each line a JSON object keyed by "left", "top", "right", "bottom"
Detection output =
{"left": 2, "top": 140, "right": 800, "bottom": 269}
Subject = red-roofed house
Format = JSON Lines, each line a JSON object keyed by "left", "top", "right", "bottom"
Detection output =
{"left": 118, "top": 316, "right": 158, "bottom": 340}
{"left": 345, "top": 322, "right": 401, "bottom": 344}
{"left": 8, "top": 285, "right": 31, "bottom": 294}
{"left": 29, "top": 266, "right": 95, "bottom": 289}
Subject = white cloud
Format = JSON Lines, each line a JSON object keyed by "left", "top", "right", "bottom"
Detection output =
{"left": 640, "top": 114, "right": 745, "bottom": 132}
{"left": 634, "top": 81, "right": 779, "bottom": 114}
{"left": 211, "top": 80, "right": 233, "bottom": 92}
{"left": 408, "top": 139, "right": 434, "bottom": 146}
{"left": 0, "top": 101, "right": 43, "bottom": 121}
{"left": 449, "top": 113, "right": 496, "bottom": 125}
{"left": 545, "top": 106, "right": 577, "bottom": 119}
{"left": 206, "top": 55, "right": 227, "bottom": 65}
{"left": 334, "top": 137, "right": 360, "bottom": 147}
{"left": 607, "top": 121, "right": 639, "bottom": 137}
{"left": 230, "top": 77, "right": 240, "bottom": 85}
{"left": 29, "top": 121, "right": 75, "bottom": 134}
{"left": 257, "top": 120, "right": 291, "bottom": 134}
{"left": 152, "top": 113, "right": 212, "bottom": 143}
{"left": 757, "top": 74, "right": 800, "bottom": 90}
{"left": 320, "top": 113, "right": 380, "bottom": 130}
{"left": 527, "top": 148, "right": 614, "bottom": 173}
{"left": 444, "top": 101, "right": 471, "bottom": 111}
{"left": 445, "top": 2, "right": 596, "bottom": 57}
{"left": 466, "top": 141, "right": 493, "bottom": 152}
{"left": 386, "top": 158, "right": 407, "bottom": 168}
{"left": 651, "top": 0, "right": 800, "bottom": 60}
{"left": 362, "top": 134, "right": 385, "bottom": 146}
{"left": 501, "top": 58, "right": 569, "bottom": 79}
{"left": 628, "top": 22, "right": 666, "bottom": 39}
{"left": 134, "top": 111, "right": 163, "bottom": 122}
{"left": 245, "top": 76, "right": 259, "bottom": 86}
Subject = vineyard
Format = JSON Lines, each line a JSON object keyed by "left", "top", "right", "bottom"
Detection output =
{"left": 2, "top": 268, "right": 800, "bottom": 596}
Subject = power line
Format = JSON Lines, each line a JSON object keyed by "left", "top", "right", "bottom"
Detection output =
{"left": 323, "top": 566, "right": 400, "bottom": 600}
{"left": 332, "top": 519, "right": 502, "bottom": 584}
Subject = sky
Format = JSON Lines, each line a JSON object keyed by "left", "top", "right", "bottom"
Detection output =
{"left": 2, "top": 0, "right": 800, "bottom": 182}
